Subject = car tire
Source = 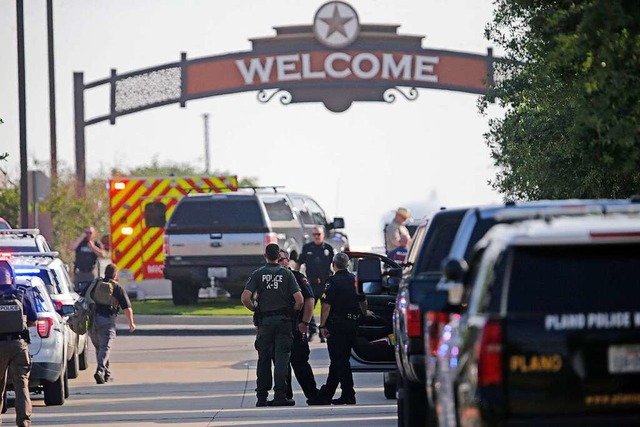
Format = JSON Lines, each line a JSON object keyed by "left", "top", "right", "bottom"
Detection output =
{"left": 64, "top": 369, "right": 70, "bottom": 399}
{"left": 79, "top": 339, "right": 89, "bottom": 371}
{"left": 401, "top": 378, "right": 429, "bottom": 427}
{"left": 384, "top": 372, "right": 397, "bottom": 399}
{"left": 67, "top": 349, "right": 79, "bottom": 379}
{"left": 43, "top": 370, "right": 66, "bottom": 406}
{"left": 397, "top": 375, "right": 405, "bottom": 427}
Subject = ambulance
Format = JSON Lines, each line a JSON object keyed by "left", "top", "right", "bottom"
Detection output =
{"left": 108, "top": 176, "right": 238, "bottom": 282}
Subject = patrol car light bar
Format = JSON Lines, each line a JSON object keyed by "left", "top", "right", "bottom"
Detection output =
{"left": 0, "top": 228, "right": 40, "bottom": 237}
{"left": 15, "top": 268, "right": 41, "bottom": 274}
{"left": 494, "top": 205, "right": 605, "bottom": 222}
{"left": 10, "top": 251, "right": 59, "bottom": 258}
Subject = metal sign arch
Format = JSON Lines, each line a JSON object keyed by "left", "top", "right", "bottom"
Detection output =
{"left": 74, "top": 1, "right": 494, "bottom": 193}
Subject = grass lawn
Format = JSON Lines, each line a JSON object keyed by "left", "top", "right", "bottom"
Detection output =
{"left": 131, "top": 298, "right": 322, "bottom": 316}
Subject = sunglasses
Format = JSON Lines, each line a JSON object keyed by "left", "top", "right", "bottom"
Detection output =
{"left": 278, "top": 257, "right": 289, "bottom": 262}
{"left": 312, "top": 233, "right": 322, "bottom": 236}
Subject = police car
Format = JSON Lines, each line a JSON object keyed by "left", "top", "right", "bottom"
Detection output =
{"left": 3, "top": 275, "right": 72, "bottom": 408}
{"left": 430, "top": 212, "right": 640, "bottom": 427}
{"left": 11, "top": 253, "right": 90, "bottom": 380}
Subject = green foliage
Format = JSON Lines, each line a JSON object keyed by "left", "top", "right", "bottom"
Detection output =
{"left": 0, "top": 184, "right": 20, "bottom": 226}
{"left": 39, "top": 172, "right": 109, "bottom": 266}
{"left": 482, "top": 0, "right": 640, "bottom": 200}
{"left": 131, "top": 298, "right": 251, "bottom": 316}
{"left": 39, "top": 159, "right": 253, "bottom": 264}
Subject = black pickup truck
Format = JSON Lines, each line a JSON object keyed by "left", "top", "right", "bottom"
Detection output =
{"left": 392, "top": 208, "right": 469, "bottom": 427}
{"left": 430, "top": 214, "right": 640, "bottom": 427}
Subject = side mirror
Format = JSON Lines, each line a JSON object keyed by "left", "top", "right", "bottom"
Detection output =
{"left": 59, "top": 304, "right": 75, "bottom": 317}
{"left": 331, "top": 217, "right": 345, "bottom": 229}
{"left": 442, "top": 258, "right": 468, "bottom": 282}
{"left": 448, "top": 283, "right": 465, "bottom": 305}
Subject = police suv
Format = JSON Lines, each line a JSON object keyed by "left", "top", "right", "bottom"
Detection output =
{"left": 431, "top": 212, "right": 640, "bottom": 427}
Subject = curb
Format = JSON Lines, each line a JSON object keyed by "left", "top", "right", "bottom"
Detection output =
{"left": 115, "top": 314, "right": 256, "bottom": 336}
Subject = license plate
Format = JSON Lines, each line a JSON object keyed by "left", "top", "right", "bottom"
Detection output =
{"left": 207, "top": 267, "right": 227, "bottom": 279}
{"left": 608, "top": 344, "right": 640, "bottom": 373}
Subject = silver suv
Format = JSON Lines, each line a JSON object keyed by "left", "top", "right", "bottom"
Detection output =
{"left": 164, "top": 188, "right": 348, "bottom": 304}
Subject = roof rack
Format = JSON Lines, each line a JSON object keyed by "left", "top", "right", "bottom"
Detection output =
{"left": 238, "top": 186, "right": 285, "bottom": 194}
{"left": 185, "top": 187, "right": 237, "bottom": 194}
{"left": 0, "top": 229, "right": 40, "bottom": 237}
{"left": 10, "top": 251, "right": 59, "bottom": 258}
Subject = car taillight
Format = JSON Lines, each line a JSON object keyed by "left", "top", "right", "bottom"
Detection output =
{"left": 476, "top": 320, "right": 503, "bottom": 386}
{"left": 52, "top": 300, "right": 63, "bottom": 311}
{"left": 426, "top": 311, "right": 450, "bottom": 356}
{"left": 264, "top": 232, "right": 277, "bottom": 245}
{"left": 407, "top": 303, "right": 422, "bottom": 338}
{"left": 37, "top": 318, "right": 53, "bottom": 338}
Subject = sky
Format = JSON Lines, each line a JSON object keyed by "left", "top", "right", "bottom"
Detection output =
{"left": 0, "top": 0, "right": 504, "bottom": 249}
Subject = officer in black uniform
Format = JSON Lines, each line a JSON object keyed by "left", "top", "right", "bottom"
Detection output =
{"left": 0, "top": 260, "right": 38, "bottom": 427}
{"left": 308, "top": 252, "right": 364, "bottom": 406}
{"left": 241, "top": 244, "right": 303, "bottom": 407}
{"left": 296, "top": 226, "right": 334, "bottom": 341}
{"left": 277, "top": 250, "right": 319, "bottom": 401}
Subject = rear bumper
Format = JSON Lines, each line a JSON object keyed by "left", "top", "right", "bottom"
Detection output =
{"left": 31, "top": 361, "right": 63, "bottom": 384}
{"left": 164, "top": 255, "right": 264, "bottom": 295}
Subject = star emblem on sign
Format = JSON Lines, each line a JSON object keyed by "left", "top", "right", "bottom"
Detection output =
{"left": 313, "top": 1, "right": 360, "bottom": 49}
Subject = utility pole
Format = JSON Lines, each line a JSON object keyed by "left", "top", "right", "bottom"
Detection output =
{"left": 17, "top": 0, "right": 29, "bottom": 228}
{"left": 47, "top": 0, "right": 58, "bottom": 179}
{"left": 203, "top": 113, "right": 211, "bottom": 175}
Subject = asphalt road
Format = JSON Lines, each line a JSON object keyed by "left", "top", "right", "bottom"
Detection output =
{"left": 14, "top": 333, "right": 397, "bottom": 426}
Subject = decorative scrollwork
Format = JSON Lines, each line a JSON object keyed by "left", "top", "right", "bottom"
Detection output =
{"left": 383, "top": 87, "right": 419, "bottom": 103}
{"left": 257, "top": 89, "right": 292, "bottom": 105}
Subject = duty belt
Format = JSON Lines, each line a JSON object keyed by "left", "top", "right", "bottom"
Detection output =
{"left": 333, "top": 313, "right": 360, "bottom": 321}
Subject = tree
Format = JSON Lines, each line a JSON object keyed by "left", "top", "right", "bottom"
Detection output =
{"left": 481, "top": 0, "right": 640, "bottom": 200}
{"left": 39, "top": 170, "right": 109, "bottom": 266}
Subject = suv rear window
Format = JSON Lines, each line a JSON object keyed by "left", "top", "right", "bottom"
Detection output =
{"left": 168, "top": 198, "right": 265, "bottom": 232}
{"left": 506, "top": 243, "right": 640, "bottom": 313}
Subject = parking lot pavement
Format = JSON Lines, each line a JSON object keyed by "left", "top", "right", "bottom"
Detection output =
{"left": 20, "top": 334, "right": 396, "bottom": 426}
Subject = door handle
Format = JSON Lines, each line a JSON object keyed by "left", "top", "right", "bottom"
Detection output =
{"left": 387, "top": 301, "right": 396, "bottom": 307}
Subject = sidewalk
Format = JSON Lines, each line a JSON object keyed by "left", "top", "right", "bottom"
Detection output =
{"left": 116, "top": 314, "right": 256, "bottom": 336}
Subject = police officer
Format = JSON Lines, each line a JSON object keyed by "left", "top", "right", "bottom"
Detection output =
{"left": 296, "top": 226, "right": 334, "bottom": 342}
{"left": 277, "top": 250, "right": 319, "bottom": 401}
{"left": 308, "top": 253, "right": 364, "bottom": 406}
{"left": 241, "top": 244, "right": 303, "bottom": 407}
{"left": 0, "top": 260, "right": 37, "bottom": 427}
{"left": 84, "top": 264, "right": 136, "bottom": 384}
{"left": 69, "top": 225, "right": 105, "bottom": 288}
